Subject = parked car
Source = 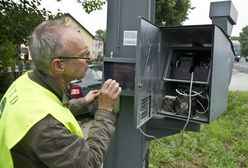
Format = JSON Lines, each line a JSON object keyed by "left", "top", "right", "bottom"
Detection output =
{"left": 234, "top": 55, "right": 241, "bottom": 62}
{"left": 68, "top": 64, "right": 102, "bottom": 99}
{"left": 232, "top": 40, "right": 241, "bottom": 62}
{"left": 68, "top": 65, "right": 102, "bottom": 116}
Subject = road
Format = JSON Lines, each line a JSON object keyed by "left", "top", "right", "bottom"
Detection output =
{"left": 229, "top": 60, "right": 248, "bottom": 91}
{"left": 233, "top": 60, "right": 248, "bottom": 73}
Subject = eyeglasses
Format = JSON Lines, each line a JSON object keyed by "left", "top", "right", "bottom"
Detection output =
{"left": 54, "top": 50, "right": 91, "bottom": 60}
{"left": 56, "top": 56, "right": 91, "bottom": 60}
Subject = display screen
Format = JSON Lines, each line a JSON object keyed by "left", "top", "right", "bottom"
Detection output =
{"left": 104, "top": 62, "right": 135, "bottom": 91}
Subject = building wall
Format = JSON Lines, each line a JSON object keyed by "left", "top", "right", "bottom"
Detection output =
{"left": 19, "top": 44, "right": 32, "bottom": 60}
{"left": 64, "top": 16, "right": 94, "bottom": 55}
{"left": 19, "top": 15, "right": 101, "bottom": 63}
{"left": 93, "top": 39, "right": 104, "bottom": 57}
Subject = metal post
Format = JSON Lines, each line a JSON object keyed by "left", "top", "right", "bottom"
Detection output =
{"left": 104, "top": 0, "right": 155, "bottom": 167}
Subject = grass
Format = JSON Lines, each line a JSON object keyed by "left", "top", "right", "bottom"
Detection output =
{"left": 149, "top": 91, "right": 248, "bottom": 168}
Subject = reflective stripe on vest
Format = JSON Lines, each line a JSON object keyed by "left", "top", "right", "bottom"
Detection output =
{"left": 0, "top": 72, "right": 83, "bottom": 168}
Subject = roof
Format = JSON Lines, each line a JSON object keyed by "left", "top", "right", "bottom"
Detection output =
{"left": 231, "top": 40, "right": 240, "bottom": 45}
{"left": 63, "top": 13, "right": 95, "bottom": 39}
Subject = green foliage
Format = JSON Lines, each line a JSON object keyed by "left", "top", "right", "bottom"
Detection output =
{"left": 0, "top": 42, "right": 18, "bottom": 68}
{"left": 0, "top": 0, "right": 49, "bottom": 45}
{"left": 0, "top": 0, "right": 50, "bottom": 80}
{"left": 95, "top": 29, "right": 106, "bottom": 41}
{"left": 77, "top": 0, "right": 106, "bottom": 14}
{"left": 239, "top": 26, "right": 248, "bottom": 56}
{"left": 230, "top": 36, "right": 239, "bottom": 41}
{"left": 0, "top": 0, "right": 50, "bottom": 93}
{"left": 155, "top": 0, "right": 192, "bottom": 26}
{"left": 150, "top": 91, "right": 248, "bottom": 168}
{"left": 0, "top": 0, "right": 106, "bottom": 54}
{"left": 95, "top": 29, "right": 106, "bottom": 58}
{"left": 0, "top": 73, "right": 13, "bottom": 94}
{"left": 0, "top": 0, "right": 106, "bottom": 95}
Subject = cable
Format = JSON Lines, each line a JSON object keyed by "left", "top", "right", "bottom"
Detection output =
{"left": 182, "top": 72, "right": 194, "bottom": 133}
{"left": 139, "top": 72, "right": 194, "bottom": 148}
{"left": 175, "top": 88, "right": 203, "bottom": 97}
{"left": 162, "top": 97, "right": 174, "bottom": 112}
{"left": 139, "top": 127, "right": 179, "bottom": 148}
{"left": 196, "top": 94, "right": 209, "bottom": 114}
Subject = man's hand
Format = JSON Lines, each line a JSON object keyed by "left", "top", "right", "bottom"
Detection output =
{"left": 98, "top": 79, "right": 122, "bottom": 112}
{"left": 85, "top": 90, "right": 101, "bottom": 104}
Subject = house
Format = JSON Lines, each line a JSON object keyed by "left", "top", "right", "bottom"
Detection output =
{"left": 93, "top": 38, "right": 104, "bottom": 60}
{"left": 62, "top": 13, "right": 104, "bottom": 58}
{"left": 19, "top": 44, "right": 31, "bottom": 61}
{"left": 19, "top": 14, "right": 104, "bottom": 65}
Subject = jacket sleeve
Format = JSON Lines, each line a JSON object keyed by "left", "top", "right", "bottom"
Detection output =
{"left": 68, "top": 97, "right": 90, "bottom": 116}
{"left": 13, "top": 110, "right": 116, "bottom": 168}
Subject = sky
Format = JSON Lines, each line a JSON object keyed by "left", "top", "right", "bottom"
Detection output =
{"left": 184, "top": 0, "right": 247, "bottom": 36}
{"left": 41, "top": 0, "right": 247, "bottom": 36}
{"left": 40, "top": 0, "right": 107, "bottom": 35}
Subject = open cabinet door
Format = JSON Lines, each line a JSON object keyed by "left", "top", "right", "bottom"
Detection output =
{"left": 135, "top": 18, "right": 161, "bottom": 129}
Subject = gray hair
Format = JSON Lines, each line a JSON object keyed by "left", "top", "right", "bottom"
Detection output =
{"left": 29, "top": 20, "right": 69, "bottom": 74}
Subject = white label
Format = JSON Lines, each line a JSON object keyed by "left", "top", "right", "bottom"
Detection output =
{"left": 123, "top": 30, "right": 137, "bottom": 46}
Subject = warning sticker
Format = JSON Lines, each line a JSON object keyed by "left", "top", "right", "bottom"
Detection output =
{"left": 123, "top": 30, "right": 137, "bottom": 46}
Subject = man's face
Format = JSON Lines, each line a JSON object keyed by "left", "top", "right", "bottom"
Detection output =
{"left": 61, "top": 28, "right": 91, "bottom": 82}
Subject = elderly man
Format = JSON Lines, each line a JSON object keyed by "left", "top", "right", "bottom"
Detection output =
{"left": 0, "top": 20, "right": 121, "bottom": 168}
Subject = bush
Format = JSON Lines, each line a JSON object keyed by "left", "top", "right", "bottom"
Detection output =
{"left": 0, "top": 72, "right": 13, "bottom": 96}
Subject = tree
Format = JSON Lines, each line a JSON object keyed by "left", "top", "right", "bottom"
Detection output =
{"left": 74, "top": 0, "right": 106, "bottom": 14}
{"left": 230, "top": 36, "right": 240, "bottom": 41}
{"left": 155, "top": 0, "right": 192, "bottom": 26}
{"left": 0, "top": 0, "right": 106, "bottom": 44}
{"left": 0, "top": 0, "right": 49, "bottom": 91}
{"left": 0, "top": 0, "right": 106, "bottom": 93}
{"left": 94, "top": 29, "right": 106, "bottom": 61}
{"left": 95, "top": 29, "right": 106, "bottom": 41}
{"left": 239, "top": 26, "right": 248, "bottom": 57}
{"left": 0, "top": 0, "right": 50, "bottom": 45}
{"left": 0, "top": 0, "right": 106, "bottom": 64}
{"left": 0, "top": 0, "right": 53, "bottom": 71}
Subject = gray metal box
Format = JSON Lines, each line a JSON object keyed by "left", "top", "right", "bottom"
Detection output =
{"left": 135, "top": 18, "right": 234, "bottom": 128}
{"left": 209, "top": 1, "right": 238, "bottom": 24}
{"left": 209, "top": 1, "right": 238, "bottom": 36}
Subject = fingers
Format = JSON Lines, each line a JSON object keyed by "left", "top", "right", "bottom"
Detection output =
{"left": 107, "top": 80, "right": 119, "bottom": 95}
{"left": 101, "top": 79, "right": 113, "bottom": 90}
{"left": 101, "top": 80, "right": 121, "bottom": 98}
{"left": 85, "top": 90, "right": 101, "bottom": 104}
{"left": 113, "top": 87, "right": 122, "bottom": 100}
{"left": 110, "top": 82, "right": 121, "bottom": 100}
{"left": 98, "top": 79, "right": 122, "bottom": 112}
{"left": 90, "top": 89, "right": 99, "bottom": 93}
{"left": 89, "top": 90, "right": 101, "bottom": 95}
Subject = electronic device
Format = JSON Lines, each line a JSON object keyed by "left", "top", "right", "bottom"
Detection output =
{"left": 134, "top": 18, "right": 234, "bottom": 128}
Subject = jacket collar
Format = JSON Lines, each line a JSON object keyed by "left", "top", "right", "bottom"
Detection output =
{"left": 28, "top": 68, "right": 69, "bottom": 106}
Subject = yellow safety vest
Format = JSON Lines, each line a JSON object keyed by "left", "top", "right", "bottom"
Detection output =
{"left": 0, "top": 72, "right": 83, "bottom": 168}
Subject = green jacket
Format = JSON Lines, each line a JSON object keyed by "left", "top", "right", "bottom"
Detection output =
{"left": 0, "top": 72, "right": 83, "bottom": 168}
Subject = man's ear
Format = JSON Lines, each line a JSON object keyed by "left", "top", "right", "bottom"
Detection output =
{"left": 51, "top": 58, "right": 64, "bottom": 74}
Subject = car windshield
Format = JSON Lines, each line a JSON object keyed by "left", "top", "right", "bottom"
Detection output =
{"left": 84, "top": 68, "right": 101, "bottom": 81}
{"left": 91, "top": 69, "right": 101, "bottom": 80}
